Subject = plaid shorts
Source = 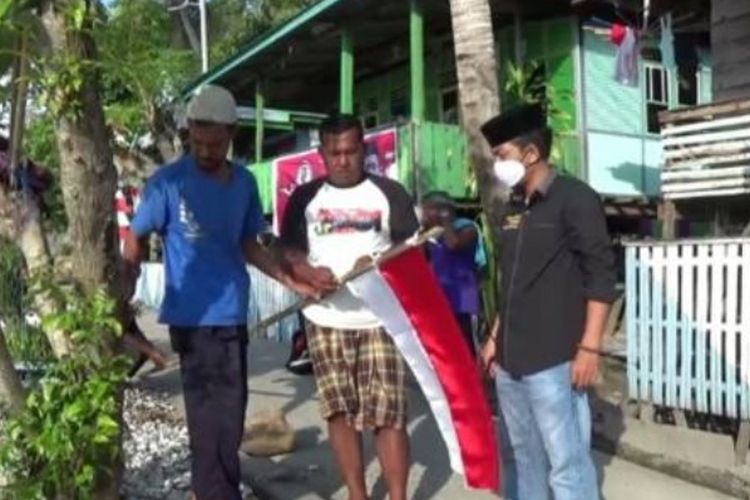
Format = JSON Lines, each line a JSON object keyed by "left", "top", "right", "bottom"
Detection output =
{"left": 306, "top": 322, "right": 407, "bottom": 430}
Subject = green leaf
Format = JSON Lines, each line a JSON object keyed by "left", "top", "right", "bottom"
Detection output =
{"left": 96, "top": 415, "right": 118, "bottom": 433}
{"left": 0, "top": 0, "right": 14, "bottom": 21}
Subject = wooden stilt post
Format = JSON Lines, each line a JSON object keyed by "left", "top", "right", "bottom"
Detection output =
{"left": 736, "top": 421, "right": 750, "bottom": 465}
{"left": 659, "top": 200, "right": 678, "bottom": 239}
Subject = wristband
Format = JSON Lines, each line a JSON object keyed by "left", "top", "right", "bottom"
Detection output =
{"left": 577, "top": 344, "right": 603, "bottom": 355}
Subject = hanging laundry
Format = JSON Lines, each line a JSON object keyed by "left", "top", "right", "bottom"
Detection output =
{"left": 660, "top": 13, "right": 676, "bottom": 71}
{"left": 610, "top": 23, "right": 627, "bottom": 46}
{"left": 615, "top": 27, "right": 640, "bottom": 87}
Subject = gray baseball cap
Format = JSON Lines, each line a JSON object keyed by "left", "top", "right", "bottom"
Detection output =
{"left": 186, "top": 84, "right": 238, "bottom": 125}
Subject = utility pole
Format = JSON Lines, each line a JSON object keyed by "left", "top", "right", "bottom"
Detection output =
{"left": 198, "top": 0, "right": 208, "bottom": 73}
{"left": 168, "top": 0, "right": 209, "bottom": 73}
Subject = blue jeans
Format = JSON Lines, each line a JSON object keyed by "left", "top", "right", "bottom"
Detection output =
{"left": 495, "top": 362, "right": 598, "bottom": 500}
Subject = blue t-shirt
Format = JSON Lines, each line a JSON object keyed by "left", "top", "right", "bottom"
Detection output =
{"left": 131, "top": 155, "right": 265, "bottom": 327}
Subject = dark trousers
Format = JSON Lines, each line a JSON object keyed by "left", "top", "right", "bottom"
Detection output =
{"left": 455, "top": 313, "right": 477, "bottom": 357}
{"left": 169, "top": 325, "right": 249, "bottom": 500}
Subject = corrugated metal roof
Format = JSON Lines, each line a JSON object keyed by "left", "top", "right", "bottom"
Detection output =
{"left": 181, "top": 0, "right": 346, "bottom": 98}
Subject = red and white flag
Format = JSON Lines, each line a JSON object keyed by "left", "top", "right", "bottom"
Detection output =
{"left": 349, "top": 247, "right": 500, "bottom": 491}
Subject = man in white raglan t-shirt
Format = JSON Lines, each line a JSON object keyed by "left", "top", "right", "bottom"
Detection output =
{"left": 280, "top": 114, "right": 419, "bottom": 500}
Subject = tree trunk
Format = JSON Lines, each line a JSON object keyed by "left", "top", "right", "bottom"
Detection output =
{"left": 448, "top": 0, "right": 505, "bottom": 245}
{"left": 40, "top": 2, "right": 125, "bottom": 497}
{"left": 40, "top": 1, "right": 121, "bottom": 295}
{"left": 15, "top": 197, "right": 73, "bottom": 357}
{"left": 0, "top": 324, "right": 25, "bottom": 415}
{"left": 4, "top": 29, "right": 71, "bottom": 358}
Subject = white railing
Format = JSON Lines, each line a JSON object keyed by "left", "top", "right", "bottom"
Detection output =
{"left": 660, "top": 99, "right": 750, "bottom": 199}
{"left": 134, "top": 263, "right": 301, "bottom": 342}
{"left": 625, "top": 238, "right": 750, "bottom": 419}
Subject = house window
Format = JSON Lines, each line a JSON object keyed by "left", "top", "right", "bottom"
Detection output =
{"left": 440, "top": 86, "right": 459, "bottom": 124}
{"left": 361, "top": 97, "right": 379, "bottom": 129}
{"left": 645, "top": 64, "right": 669, "bottom": 134}
{"left": 390, "top": 87, "right": 409, "bottom": 121}
{"left": 677, "top": 66, "right": 699, "bottom": 106}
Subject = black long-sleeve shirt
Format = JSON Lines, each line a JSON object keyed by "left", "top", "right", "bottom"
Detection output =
{"left": 497, "top": 172, "right": 617, "bottom": 377}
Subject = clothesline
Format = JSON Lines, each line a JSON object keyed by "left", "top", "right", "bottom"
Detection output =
{"left": 582, "top": 12, "right": 695, "bottom": 40}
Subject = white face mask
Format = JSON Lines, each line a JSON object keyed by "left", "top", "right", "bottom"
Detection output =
{"left": 493, "top": 159, "right": 526, "bottom": 189}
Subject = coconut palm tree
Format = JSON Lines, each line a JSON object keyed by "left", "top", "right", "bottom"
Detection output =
{"left": 448, "top": 0, "right": 506, "bottom": 245}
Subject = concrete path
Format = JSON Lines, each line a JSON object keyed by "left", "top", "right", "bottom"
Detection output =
{"left": 135, "top": 313, "right": 738, "bottom": 500}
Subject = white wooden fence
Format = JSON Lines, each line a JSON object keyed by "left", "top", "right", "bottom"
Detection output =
{"left": 134, "top": 263, "right": 301, "bottom": 342}
{"left": 626, "top": 238, "right": 750, "bottom": 420}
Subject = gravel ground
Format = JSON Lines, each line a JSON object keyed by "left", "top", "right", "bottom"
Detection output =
{"left": 122, "top": 388, "right": 192, "bottom": 500}
{"left": 122, "top": 387, "right": 257, "bottom": 500}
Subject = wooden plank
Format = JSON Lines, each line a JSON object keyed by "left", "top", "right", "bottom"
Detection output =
{"left": 665, "top": 153, "right": 750, "bottom": 171}
{"left": 640, "top": 402, "right": 655, "bottom": 423}
{"left": 658, "top": 201, "right": 678, "bottom": 240}
{"left": 717, "top": 85, "right": 750, "bottom": 104}
{"left": 712, "top": 0, "right": 750, "bottom": 22}
{"left": 741, "top": 243, "right": 750, "bottom": 420}
{"left": 662, "top": 165, "right": 750, "bottom": 180}
{"left": 663, "top": 127, "right": 750, "bottom": 148}
{"left": 712, "top": 48, "right": 750, "bottom": 70}
{"left": 660, "top": 99, "right": 750, "bottom": 125}
{"left": 665, "top": 187, "right": 750, "bottom": 200}
{"left": 605, "top": 294, "right": 624, "bottom": 338}
{"left": 663, "top": 140, "right": 750, "bottom": 160}
{"left": 663, "top": 180, "right": 750, "bottom": 195}
{"left": 680, "top": 244, "right": 695, "bottom": 411}
{"left": 662, "top": 178, "right": 750, "bottom": 193}
{"left": 661, "top": 114, "right": 750, "bottom": 137}
{"left": 736, "top": 421, "right": 750, "bottom": 466}
{"left": 626, "top": 246, "right": 639, "bottom": 402}
{"left": 674, "top": 410, "right": 688, "bottom": 428}
{"left": 695, "top": 244, "right": 710, "bottom": 413}
{"left": 638, "top": 246, "right": 653, "bottom": 403}
{"left": 712, "top": 19, "right": 750, "bottom": 47}
{"left": 652, "top": 246, "right": 665, "bottom": 406}
{"left": 710, "top": 244, "right": 726, "bottom": 416}
{"left": 726, "top": 243, "right": 740, "bottom": 418}
{"left": 625, "top": 238, "right": 750, "bottom": 248}
{"left": 638, "top": 319, "right": 746, "bottom": 334}
{"left": 665, "top": 245, "right": 680, "bottom": 408}
{"left": 714, "top": 66, "right": 750, "bottom": 91}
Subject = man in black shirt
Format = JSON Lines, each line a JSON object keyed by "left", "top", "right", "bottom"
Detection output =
{"left": 479, "top": 104, "right": 616, "bottom": 500}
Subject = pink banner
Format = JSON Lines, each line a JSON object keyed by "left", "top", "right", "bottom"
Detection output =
{"left": 273, "top": 128, "right": 398, "bottom": 233}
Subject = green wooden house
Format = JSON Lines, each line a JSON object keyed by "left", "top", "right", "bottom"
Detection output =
{"left": 181, "top": 0, "right": 712, "bottom": 226}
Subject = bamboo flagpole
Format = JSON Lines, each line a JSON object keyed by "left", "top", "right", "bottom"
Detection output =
{"left": 249, "top": 226, "right": 445, "bottom": 335}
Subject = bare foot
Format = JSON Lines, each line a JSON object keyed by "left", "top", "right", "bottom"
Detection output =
{"left": 147, "top": 348, "right": 169, "bottom": 372}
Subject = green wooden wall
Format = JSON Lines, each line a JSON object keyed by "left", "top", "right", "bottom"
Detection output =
{"left": 356, "top": 18, "right": 578, "bottom": 129}
{"left": 354, "top": 17, "right": 582, "bottom": 182}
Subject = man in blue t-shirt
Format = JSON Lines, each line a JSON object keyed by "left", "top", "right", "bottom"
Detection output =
{"left": 123, "top": 85, "right": 312, "bottom": 500}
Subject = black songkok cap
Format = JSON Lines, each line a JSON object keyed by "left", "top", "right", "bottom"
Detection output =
{"left": 480, "top": 103, "right": 547, "bottom": 148}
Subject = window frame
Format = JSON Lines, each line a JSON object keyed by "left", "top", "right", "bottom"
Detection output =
{"left": 439, "top": 85, "right": 460, "bottom": 124}
{"left": 644, "top": 62, "right": 670, "bottom": 135}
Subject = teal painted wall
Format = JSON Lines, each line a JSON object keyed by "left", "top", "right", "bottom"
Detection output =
{"left": 583, "top": 31, "right": 644, "bottom": 136}
{"left": 583, "top": 30, "right": 651, "bottom": 196}
{"left": 582, "top": 30, "right": 714, "bottom": 198}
